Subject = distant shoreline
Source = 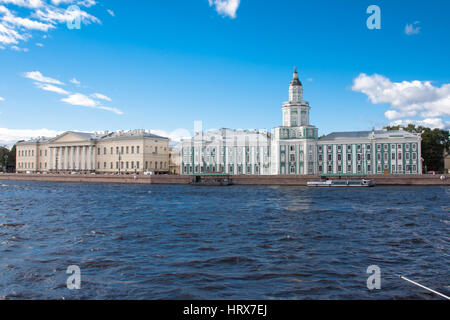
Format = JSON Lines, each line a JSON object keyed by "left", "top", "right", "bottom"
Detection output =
{"left": 1, "top": 173, "right": 449, "bottom": 186}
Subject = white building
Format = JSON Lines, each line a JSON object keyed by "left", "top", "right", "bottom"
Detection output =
{"left": 180, "top": 68, "right": 423, "bottom": 176}
{"left": 16, "top": 130, "right": 170, "bottom": 174}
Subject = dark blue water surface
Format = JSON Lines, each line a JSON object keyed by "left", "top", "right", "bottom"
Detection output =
{"left": 0, "top": 180, "right": 448, "bottom": 300}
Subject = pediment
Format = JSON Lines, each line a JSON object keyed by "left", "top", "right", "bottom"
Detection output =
{"left": 50, "top": 132, "right": 92, "bottom": 144}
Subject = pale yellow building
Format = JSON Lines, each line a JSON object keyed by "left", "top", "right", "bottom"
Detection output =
{"left": 16, "top": 130, "right": 170, "bottom": 174}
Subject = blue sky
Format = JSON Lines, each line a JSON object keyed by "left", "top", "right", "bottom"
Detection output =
{"left": 0, "top": 0, "right": 449, "bottom": 145}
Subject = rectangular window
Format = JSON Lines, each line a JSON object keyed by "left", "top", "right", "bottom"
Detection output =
{"left": 137, "top": 146, "right": 140, "bottom": 154}
{"left": 348, "top": 165, "right": 352, "bottom": 172}
{"left": 347, "top": 154, "right": 352, "bottom": 161}
{"left": 137, "top": 161, "right": 139, "bottom": 169}
{"left": 328, "top": 154, "right": 332, "bottom": 161}
{"left": 126, "top": 147, "right": 129, "bottom": 154}
{"left": 131, "top": 146, "right": 134, "bottom": 154}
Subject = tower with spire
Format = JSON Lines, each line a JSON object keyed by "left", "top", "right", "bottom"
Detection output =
{"left": 271, "top": 67, "right": 319, "bottom": 175}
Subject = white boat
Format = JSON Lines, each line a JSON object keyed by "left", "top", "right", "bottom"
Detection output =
{"left": 307, "top": 179, "right": 375, "bottom": 187}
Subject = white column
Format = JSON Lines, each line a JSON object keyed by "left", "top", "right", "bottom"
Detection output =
{"left": 50, "top": 148, "right": 54, "bottom": 170}
{"left": 70, "top": 147, "right": 74, "bottom": 170}
{"left": 64, "top": 147, "right": 68, "bottom": 170}
{"left": 75, "top": 146, "right": 80, "bottom": 171}
{"left": 82, "top": 146, "right": 86, "bottom": 171}
{"left": 88, "top": 146, "right": 93, "bottom": 171}
{"left": 92, "top": 145, "right": 97, "bottom": 172}
{"left": 56, "top": 147, "right": 61, "bottom": 170}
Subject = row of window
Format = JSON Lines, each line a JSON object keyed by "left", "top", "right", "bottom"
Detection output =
{"left": 183, "top": 164, "right": 261, "bottom": 174}
{"left": 318, "top": 143, "right": 418, "bottom": 154}
{"left": 98, "top": 146, "right": 143, "bottom": 156}
{"left": 19, "top": 150, "right": 35, "bottom": 157}
{"left": 97, "top": 161, "right": 168, "bottom": 170}
{"left": 18, "top": 162, "right": 34, "bottom": 169}
{"left": 318, "top": 163, "right": 418, "bottom": 174}
{"left": 376, "top": 152, "right": 417, "bottom": 162}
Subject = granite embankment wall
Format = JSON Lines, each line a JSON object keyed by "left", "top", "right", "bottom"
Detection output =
{"left": 1, "top": 173, "right": 449, "bottom": 186}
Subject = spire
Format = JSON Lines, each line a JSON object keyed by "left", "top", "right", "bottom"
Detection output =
{"left": 290, "top": 66, "right": 302, "bottom": 86}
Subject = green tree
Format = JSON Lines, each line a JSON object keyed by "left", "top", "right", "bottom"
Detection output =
{"left": 384, "top": 125, "right": 450, "bottom": 172}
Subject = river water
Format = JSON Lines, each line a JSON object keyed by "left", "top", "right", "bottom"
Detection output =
{"left": 0, "top": 181, "right": 448, "bottom": 300}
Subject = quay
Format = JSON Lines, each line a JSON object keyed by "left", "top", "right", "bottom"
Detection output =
{"left": 0, "top": 173, "right": 449, "bottom": 186}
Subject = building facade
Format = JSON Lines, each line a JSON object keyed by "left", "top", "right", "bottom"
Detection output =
{"left": 16, "top": 130, "right": 170, "bottom": 174}
{"left": 180, "top": 68, "right": 422, "bottom": 176}
{"left": 180, "top": 128, "right": 272, "bottom": 175}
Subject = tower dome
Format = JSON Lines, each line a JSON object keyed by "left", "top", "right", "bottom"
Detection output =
{"left": 290, "top": 67, "right": 302, "bottom": 87}
{"left": 289, "top": 67, "right": 303, "bottom": 102}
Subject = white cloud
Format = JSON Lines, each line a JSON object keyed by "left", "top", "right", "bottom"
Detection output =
{"left": 352, "top": 73, "right": 450, "bottom": 127}
{"left": 11, "top": 44, "right": 28, "bottom": 51}
{"left": 96, "top": 105, "right": 122, "bottom": 115}
{"left": 61, "top": 93, "right": 123, "bottom": 115}
{"left": 0, "top": 96, "right": 4, "bottom": 101}
{"left": 0, "top": 127, "right": 63, "bottom": 146}
{"left": 62, "top": 92, "right": 97, "bottom": 107}
{"left": 91, "top": 93, "right": 111, "bottom": 101}
{"left": 106, "top": 9, "right": 114, "bottom": 17}
{"left": 0, "top": 0, "right": 101, "bottom": 48}
{"left": 147, "top": 128, "right": 192, "bottom": 143}
{"left": 24, "top": 70, "right": 64, "bottom": 84}
{"left": 405, "top": 21, "right": 421, "bottom": 35}
{"left": 208, "top": 0, "right": 240, "bottom": 19}
{"left": 24, "top": 70, "right": 123, "bottom": 115}
{"left": 35, "top": 82, "right": 69, "bottom": 95}
{"left": 390, "top": 118, "right": 450, "bottom": 130}
{"left": 70, "top": 77, "right": 80, "bottom": 85}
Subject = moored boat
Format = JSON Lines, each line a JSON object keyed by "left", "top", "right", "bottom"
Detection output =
{"left": 307, "top": 179, "right": 375, "bottom": 187}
